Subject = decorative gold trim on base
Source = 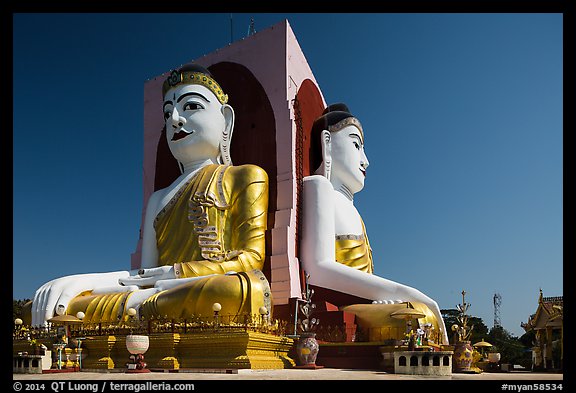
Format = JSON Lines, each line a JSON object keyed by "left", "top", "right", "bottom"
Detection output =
{"left": 177, "top": 331, "right": 294, "bottom": 369}
{"left": 76, "top": 331, "right": 294, "bottom": 370}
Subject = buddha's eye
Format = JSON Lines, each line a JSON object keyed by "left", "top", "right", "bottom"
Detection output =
{"left": 183, "top": 102, "right": 203, "bottom": 111}
{"left": 353, "top": 141, "right": 360, "bottom": 150}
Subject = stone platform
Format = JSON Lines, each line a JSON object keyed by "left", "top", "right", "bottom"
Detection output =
{"left": 78, "top": 331, "right": 295, "bottom": 370}
{"left": 13, "top": 369, "right": 564, "bottom": 381}
{"left": 316, "top": 341, "right": 384, "bottom": 369}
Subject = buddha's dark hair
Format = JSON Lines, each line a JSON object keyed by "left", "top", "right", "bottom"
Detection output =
{"left": 310, "top": 103, "right": 356, "bottom": 173}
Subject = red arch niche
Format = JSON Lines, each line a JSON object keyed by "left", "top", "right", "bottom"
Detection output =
{"left": 295, "top": 79, "right": 325, "bottom": 179}
{"left": 294, "top": 79, "right": 325, "bottom": 264}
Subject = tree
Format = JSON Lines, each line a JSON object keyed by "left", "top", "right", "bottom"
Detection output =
{"left": 13, "top": 298, "right": 31, "bottom": 321}
{"left": 488, "top": 325, "right": 531, "bottom": 368}
{"left": 441, "top": 308, "right": 489, "bottom": 344}
{"left": 519, "top": 329, "right": 536, "bottom": 348}
{"left": 441, "top": 308, "right": 533, "bottom": 368}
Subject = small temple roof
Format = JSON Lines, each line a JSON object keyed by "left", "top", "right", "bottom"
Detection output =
{"left": 521, "top": 290, "right": 563, "bottom": 332}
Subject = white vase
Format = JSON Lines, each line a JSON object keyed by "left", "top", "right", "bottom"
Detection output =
{"left": 488, "top": 352, "right": 501, "bottom": 363}
{"left": 125, "top": 335, "right": 149, "bottom": 355}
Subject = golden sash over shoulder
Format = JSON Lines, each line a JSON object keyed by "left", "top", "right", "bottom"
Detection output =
{"left": 154, "top": 163, "right": 269, "bottom": 277}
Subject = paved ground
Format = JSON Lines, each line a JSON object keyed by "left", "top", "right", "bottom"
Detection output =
{"left": 13, "top": 369, "right": 564, "bottom": 381}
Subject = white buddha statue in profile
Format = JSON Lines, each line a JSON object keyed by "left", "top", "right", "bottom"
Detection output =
{"left": 27, "top": 64, "right": 272, "bottom": 326}
{"left": 301, "top": 103, "right": 448, "bottom": 344}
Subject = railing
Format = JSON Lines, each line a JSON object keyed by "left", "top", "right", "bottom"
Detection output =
{"left": 14, "top": 314, "right": 384, "bottom": 344}
{"left": 13, "top": 313, "right": 291, "bottom": 343}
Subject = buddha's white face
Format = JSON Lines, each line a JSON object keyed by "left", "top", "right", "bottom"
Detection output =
{"left": 163, "top": 83, "right": 226, "bottom": 165}
{"left": 329, "top": 125, "right": 369, "bottom": 195}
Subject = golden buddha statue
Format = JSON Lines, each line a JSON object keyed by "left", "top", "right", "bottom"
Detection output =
{"left": 27, "top": 64, "right": 272, "bottom": 326}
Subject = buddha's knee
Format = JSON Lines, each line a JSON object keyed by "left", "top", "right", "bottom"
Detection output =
{"left": 140, "top": 270, "right": 269, "bottom": 320}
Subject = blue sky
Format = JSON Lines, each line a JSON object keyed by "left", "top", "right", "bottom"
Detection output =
{"left": 12, "top": 13, "right": 563, "bottom": 337}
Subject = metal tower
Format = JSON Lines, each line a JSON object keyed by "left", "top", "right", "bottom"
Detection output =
{"left": 493, "top": 293, "right": 502, "bottom": 328}
{"left": 247, "top": 18, "right": 256, "bottom": 36}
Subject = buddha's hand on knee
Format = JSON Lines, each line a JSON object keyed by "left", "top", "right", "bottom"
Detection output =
{"left": 428, "top": 299, "right": 442, "bottom": 319}
{"left": 31, "top": 271, "right": 130, "bottom": 326}
{"left": 418, "top": 294, "right": 440, "bottom": 315}
{"left": 417, "top": 295, "right": 444, "bottom": 327}
{"left": 118, "top": 266, "right": 175, "bottom": 287}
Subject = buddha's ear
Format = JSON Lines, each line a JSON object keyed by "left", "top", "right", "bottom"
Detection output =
{"left": 219, "top": 104, "right": 235, "bottom": 166}
{"left": 320, "top": 129, "right": 332, "bottom": 181}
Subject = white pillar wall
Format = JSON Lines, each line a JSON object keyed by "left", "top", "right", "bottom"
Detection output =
{"left": 393, "top": 351, "right": 453, "bottom": 376}
{"left": 132, "top": 20, "right": 325, "bottom": 306}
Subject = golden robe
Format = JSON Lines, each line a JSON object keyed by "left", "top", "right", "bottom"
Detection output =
{"left": 66, "top": 164, "right": 272, "bottom": 323}
{"left": 334, "top": 219, "right": 373, "bottom": 274}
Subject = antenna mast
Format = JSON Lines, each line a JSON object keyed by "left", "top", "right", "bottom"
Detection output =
{"left": 230, "top": 14, "right": 233, "bottom": 43}
{"left": 493, "top": 293, "right": 502, "bottom": 328}
{"left": 247, "top": 17, "right": 256, "bottom": 37}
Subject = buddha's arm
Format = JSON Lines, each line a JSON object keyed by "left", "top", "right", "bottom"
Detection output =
{"left": 302, "top": 175, "right": 423, "bottom": 299}
{"left": 118, "top": 191, "right": 167, "bottom": 287}
{"left": 301, "top": 175, "right": 337, "bottom": 268}
{"left": 176, "top": 165, "right": 268, "bottom": 278}
{"left": 31, "top": 271, "right": 133, "bottom": 326}
{"left": 140, "top": 190, "right": 162, "bottom": 269}
{"left": 302, "top": 175, "right": 448, "bottom": 341}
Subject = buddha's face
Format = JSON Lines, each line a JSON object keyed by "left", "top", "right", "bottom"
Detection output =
{"left": 329, "top": 124, "right": 369, "bottom": 194}
{"left": 163, "top": 83, "right": 226, "bottom": 165}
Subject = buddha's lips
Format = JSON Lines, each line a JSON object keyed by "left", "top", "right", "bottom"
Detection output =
{"left": 361, "top": 169, "right": 366, "bottom": 177}
{"left": 172, "top": 130, "right": 192, "bottom": 141}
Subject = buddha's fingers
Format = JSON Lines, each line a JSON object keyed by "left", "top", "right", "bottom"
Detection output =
{"left": 137, "top": 266, "right": 173, "bottom": 278}
{"left": 119, "top": 275, "right": 160, "bottom": 287}
{"left": 32, "top": 284, "right": 52, "bottom": 326}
